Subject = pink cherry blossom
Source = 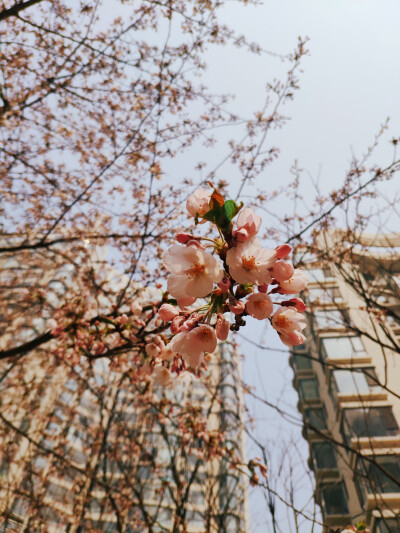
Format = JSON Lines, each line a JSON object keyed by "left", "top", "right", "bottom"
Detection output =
{"left": 176, "top": 232, "right": 194, "bottom": 244}
{"left": 233, "top": 208, "right": 262, "bottom": 243}
{"left": 170, "top": 315, "right": 186, "bottom": 334}
{"left": 281, "top": 297, "right": 307, "bottom": 312}
{"left": 226, "top": 237, "right": 276, "bottom": 285}
{"left": 218, "top": 276, "right": 231, "bottom": 293}
{"left": 186, "top": 188, "right": 211, "bottom": 217}
{"left": 229, "top": 299, "right": 245, "bottom": 315}
{"left": 164, "top": 245, "right": 224, "bottom": 299}
{"left": 153, "top": 364, "right": 172, "bottom": 387}
{"left": 271, "top": 306, "right": 306, "bottom": 346}
{"left": 278, "top": 269, "right": 309, "bottom": 294}
{"left": 216, "top": 314, "right": 230, "bottom": 340}
{"left": 158, "top": 303, "right": 179, "bottom": 322}
{"left": 145, "top": 343, "right": 160, "bottom": 358}
{"left": 177, "top": 296, "right": 196, "bottom": 309}
{"left": 186, "top": 240, "right": 206, "bottom": 250}
{"left": 130, "top": 302, "right": 142, "bottom": 315}
{"left": 271, "top": 261, "right": 294, "bottom": 282}
{"left": 245, "top": 293, "right": 273, "bottom": 320}
{"left": 169, "top": 324, "right": 217, "bottom": 367}
{"left": 275, "top": 244, "right": 292, "bottom": 259}
{"left": 160, "top": 347, "right": 176, "bottom": 361}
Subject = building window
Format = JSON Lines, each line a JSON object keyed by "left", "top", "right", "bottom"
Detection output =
{"left": 307, "top": 268, "right": 334, "bottom": 283}
{"left": 308, "top": 286, "right": 342, "bottom": 305}
{"left": 358, "top": 455, "right": 400, "bottom": 494}
{"left": 311, "top": 442, "right": 337, "bottom": 469}
{"left": 320, "top": 482, "right": 349, "bottom": 516}
{"left": 298, "top": 378, "right": 320, "bottom": 401}
{"left": 292, "top": 353, "right": 312, "bottom": 371}
{"left": 341, "top": 407, "right": 399, "bottom": 443}
{"left": 374, "top": 517, "right": 400, "bottom": 533}
{"left": 331, "top": 368, "right": 381, "bottom": 396}
{"left": 313, "top": 309, "right": 347, "bottom": 329}
{"left": 304, "top": 407, "right": 327, "bottom": 431}
{"left": 321, "top": 336, "right": 366, "bottom": 360}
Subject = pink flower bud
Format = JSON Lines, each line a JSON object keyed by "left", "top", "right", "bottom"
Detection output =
{"left": 216, "top": 314, "right": 230, "bottom": 340}
{"left": 275, "top": 244, "right": 292, "bottom": 259}
{"left": 145, "top": 343, "right": 160, "bottom": 358}
{"left": 180, "top": 315, "right": 200, "bottom": 332}
{"left": 170, "top": 315, "right": 186, "bottom": 334}
{"left": 229, "top": 299, "right": 245, "bottom": 315}
{"left": 115, "top": 314, "right": 129, "bottom": 326}
{"left": 258, "top": 283, "right": 269, "bottom": 293}
{"left": 176, "top": 232, "right": 194, "bottom": 244}
{"left": 177, "top": 297, "right": 196, "bottom": 309}
{"left": 153, "top": 364, "right": 171, "bottom": 387}
{"left": 281, "top": 297, "right": 307, "bottom": 312}
{"left": 218, "top": 277, "right": 231, "bottom": 293}
{"left": 154, "top": 335, "right": 166, "bottom": 351}
{"left": 271, "top": 261, "right": 294, "bottom": 282}
{"left": 161, "top": 347, "right": 176, "bottom": 361}
{"left": 278, "top": 269, "right": 309, "bottom": 294}
{"left": 235, "top": 208, "right": 262, "bottom": 241}
{"left": 232, "top": 228, "right": 249, "bottom": 242}
{"left": 130, "top": 302, "right": 142, "bottom": 316}
{"left": 186, "top": 188, "right": 211, "bottom": 217}
{"left": 158, "top": 303, "right": 179, "bottom": 322}
{"left": 245, "top": 293, "right": 273, "bottom": 320}
{"left": 186, "top": 240, "right": 206, "bottom": 250}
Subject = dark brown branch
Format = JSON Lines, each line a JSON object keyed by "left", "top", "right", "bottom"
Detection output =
{"left": 0, "top": 233, "right": 153, "bottom": 253}
{"left": 0, "top": 0, "right": 46, "bottom": 22}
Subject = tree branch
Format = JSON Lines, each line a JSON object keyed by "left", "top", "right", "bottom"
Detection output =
{"left": 0, "top": 0, "right": 46, "bottom": 22}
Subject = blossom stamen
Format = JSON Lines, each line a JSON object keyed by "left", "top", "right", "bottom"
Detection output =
{"left": 186, "top": 263, "right": 206, "bottom": 279}
{"left": 242, "top": 256, "right": 256, "bottom": 271}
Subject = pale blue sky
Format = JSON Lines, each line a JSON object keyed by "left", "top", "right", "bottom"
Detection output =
{"left": 100, "top": 1, "right": 400, "bottom": 530}
{"left": 205, "top": 2, "right": 400, "bottom": 532}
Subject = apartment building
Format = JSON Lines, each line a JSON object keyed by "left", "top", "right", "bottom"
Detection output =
{"left": 0, "top": 344, "right": 249, "bottom": 533}
{"left": 290, "top": 231, "right": 400, "bottom": 533}
{"left": 0, "top": 244, "right": 249, "bottom": 532}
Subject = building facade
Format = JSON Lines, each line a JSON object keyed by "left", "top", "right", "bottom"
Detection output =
{"left": 291, "top": 231, "right": 400, "bottom": 533}
{"left": 0, "top": 245, "right": 249, "bottom": 532}
{"left": 0, "top": 342, "right": 249, "bottom": 533}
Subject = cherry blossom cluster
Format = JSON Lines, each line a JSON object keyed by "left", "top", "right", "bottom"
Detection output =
{"left": 151, "top": 184, "right": 309, "bottom": 381}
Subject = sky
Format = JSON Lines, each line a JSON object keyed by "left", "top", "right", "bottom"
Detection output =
{"left": 200, "top": 1, "right": 400, "bottom": 532}
{"left": 97, "top": 1, "right": 400, "bottom": 530}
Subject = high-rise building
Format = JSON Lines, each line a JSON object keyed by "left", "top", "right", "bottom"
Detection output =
{"left": 0, "top": 245, "right": 250, "bottom": 532}
{"left": 290, "top": 231, "right": 400, "bottom": 533}
{"left": 0, "top": 344, "right": 249, "bottom": 533}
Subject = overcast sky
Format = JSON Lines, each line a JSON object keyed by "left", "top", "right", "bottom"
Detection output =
{"left": 205, "top": 2, "right": 400, "bottom": 531}
{"left": 102, "top": 1, "right": 400, "bottom": 530}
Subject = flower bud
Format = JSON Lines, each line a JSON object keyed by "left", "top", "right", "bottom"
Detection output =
{"left": 275, "top": 244, "right": 292, "bottom": 259}
{"left": 216, "top": 314, "right": 230, "bottom": 340}
{"left": 170, "top": 315, "right": 186, "bottom": 334}
{"left": 281, "top": 297, "right": 307, "bottom": 312}
{"left": 257, "top": 284, "right": 269, "bottom": 293}
{"left": 145, "top": 343, "right": 160, "bottom": 358}
{"left": 176, "top": 232, "right": 193, "bottom": 244}
{"left": 218, "top": 277, "right": 231, "bottom": 293}
{"left": 271, "top": 261, "right": 294, "bottom": 282}
{"left": 158, "top": 303, "right": 179, "bottom": 322}
{"left": 229, "top": 299, "right": 245, "bottom": 315}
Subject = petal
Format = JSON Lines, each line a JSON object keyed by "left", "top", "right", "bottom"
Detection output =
{"left": 163, "top": 245, "right": 192, "bottom": 274}
{"left": 167, "top": 275, "right": 190, "bottom": 299}
{"left": 185, "top": 275, "right": 214, "bottom": 297}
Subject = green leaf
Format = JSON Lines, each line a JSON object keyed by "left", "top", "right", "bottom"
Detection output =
{"left": 203, "top": 199, "right": 243, "bottom": 232}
